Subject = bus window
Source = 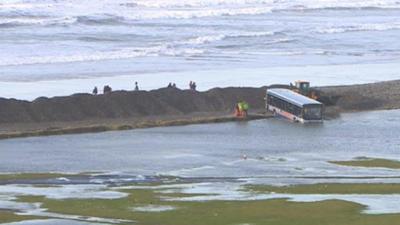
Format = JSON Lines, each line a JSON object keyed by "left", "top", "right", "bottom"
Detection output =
{"left": 303, "top": 106, "right": 322, "bottom": 120}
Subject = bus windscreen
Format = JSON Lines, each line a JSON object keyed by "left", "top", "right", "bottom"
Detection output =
{"left": 303, "top": 106, "right": 322, "bottom": 120}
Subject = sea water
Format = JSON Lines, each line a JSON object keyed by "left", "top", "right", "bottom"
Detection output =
{"left": 1, "top": 0, "right": 400, "bottom": 99}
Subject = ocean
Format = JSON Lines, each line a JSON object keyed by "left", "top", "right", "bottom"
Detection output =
{"left": 1, "top": 0, "right": 400, "bottom": 99}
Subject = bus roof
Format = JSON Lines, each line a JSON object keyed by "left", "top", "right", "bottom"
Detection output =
{"left": 267, "top": 88, "right": 322, "bottom": 107}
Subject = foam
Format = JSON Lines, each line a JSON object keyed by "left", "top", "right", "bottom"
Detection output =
{"left": 2, "top": 219, "right": 105, "bottom": 225}
{"left": 0, "top": 45, "right": 205, "bottom": 67}
{"left": 318, "top": 23, "right": 400, "bottom": 34}
{"left": 0, "top": 16, "right": 76, "bottom": 27}
{"left": 126, "top": 7, "right": 273, "bottom": 20}
{"left": 140, "top": 182, "right": 400, "bottom": 214}
{"left": 186, "top": 34, "right": 226, "bottom": 45}
{"left": 186, "top": 31, "right": 275, "bottom": 44}
{"left": 167, "top": 166, "right": 216, "bottom": 176}
{"left": 0, "top": 184, "right": 128, "bottom": 199}
{"left": 119, "top": 0, "right": 400, "bottom": 10}
{"left": 132, "top": 0, "right": 274, "bottom": 8}
{"left": 0, "top": 30, "right": 277, "bottom": 66}
{"left": 1, "top": 0, "right": 399, "bottom": 24}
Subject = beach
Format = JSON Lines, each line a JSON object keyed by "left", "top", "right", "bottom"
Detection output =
{"left": 1, "top": 0, "right": 400, "bottom": 224}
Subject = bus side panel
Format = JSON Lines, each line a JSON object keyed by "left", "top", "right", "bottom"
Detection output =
{"left": 266, "top": 93, "right": 303, "bottom": 122}
{"left": 267, "top": 105, "right": 304, "bottom": 123}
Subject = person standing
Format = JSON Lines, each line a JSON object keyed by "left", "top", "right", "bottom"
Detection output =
{"left": 134, "top": 82, "right": 139, "bottom": 91}
{"left": 92, "top": 86, "right": 98, "bottom": 95}
{"left": 103, "top": 85, "right": 112, "bottom": 94}
{"left": 192, "top": 82, "right": 197, "bottom": 91}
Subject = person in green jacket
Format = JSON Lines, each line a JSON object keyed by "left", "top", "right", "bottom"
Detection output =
{"left": 236, "top": 101, "right": 249, "bottom": 117}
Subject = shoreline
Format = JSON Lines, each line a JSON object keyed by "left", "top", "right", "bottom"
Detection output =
{"left": 1, "top": 79, "right": 400, "bottom": 140}
{"left": 0, "top": 113, "right": 271, "bottom": 140}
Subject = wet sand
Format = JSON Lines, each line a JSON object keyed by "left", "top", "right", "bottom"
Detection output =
{"left": 0, "top": 113, "right": 271, "bottom": 139}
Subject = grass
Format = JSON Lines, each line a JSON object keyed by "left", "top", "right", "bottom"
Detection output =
{"left": 10, "top": 186, "right": 400, "bottom": 225}
{"left": 246, "top": 183, "right": 400, "bottom": 194}
{"left": 330, "top": 157, "right": 400, "bottom": 169}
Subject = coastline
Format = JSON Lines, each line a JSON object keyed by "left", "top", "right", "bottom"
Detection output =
{"left": 0, "top": 79, "right": 399, "bottom": 140}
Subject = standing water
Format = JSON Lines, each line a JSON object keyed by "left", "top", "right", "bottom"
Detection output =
{"left": 1, "top": 2, "right": 400, "bottom": 224}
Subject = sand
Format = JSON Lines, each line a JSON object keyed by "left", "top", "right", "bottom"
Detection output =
{"left": 0, "top": 80, "right": 399, "bottom": 139}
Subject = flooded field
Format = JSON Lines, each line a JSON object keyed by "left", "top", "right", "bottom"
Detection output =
{"left": 1, "top": 110, "right": 400, "bottom": 224}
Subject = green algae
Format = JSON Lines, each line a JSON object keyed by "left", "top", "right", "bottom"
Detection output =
{"left": 0, "top": 173, "right": 68, "bottom": 181}
{"left": 0, "top": 210, "right": 45, "bottom": 224}
{"left": 3, "top": 173, "right": 400, "bottom": 225}
{"left": 330, "top": 157, "right": 400, "bottom": 169}
{"left": 10, "top": 186, "right": 400, "bottom": 225}
{"left": 0, "top": 173, "right": 86, "bottom": 182}
{"left": 247, "top": 183, "right": 400, "bottom": 194}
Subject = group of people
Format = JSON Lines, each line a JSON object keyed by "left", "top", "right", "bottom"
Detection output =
{"left": 92, "top": 82, "right": 140, "bottom": 95}
{"left": 92, "top": 80, "right": 198, "bottom": 95}
{"left": 167, "top": 81, "right": 197, "bottom": 90}
{"left": 92, "top": 85, "right": 112, "bottom": 95}
{"left": 167, "top": 83, "right": 177, "bottom": 88}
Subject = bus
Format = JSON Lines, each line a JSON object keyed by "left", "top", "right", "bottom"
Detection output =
{"left": 266, "top": 88, "right": 323, "bottom": 123}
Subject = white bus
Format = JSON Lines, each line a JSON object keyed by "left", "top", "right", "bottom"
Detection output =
{"left": 266, "top": 88, "right": 323, "bottom": 123}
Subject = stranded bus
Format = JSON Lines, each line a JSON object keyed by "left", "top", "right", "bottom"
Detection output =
{"left": 266, "top": 88, "right": 323, "bottom": 123}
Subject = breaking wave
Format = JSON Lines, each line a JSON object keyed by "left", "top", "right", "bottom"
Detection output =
{"left": 127, "top": 0, "right": 400, "bottom": 10}
{"left": 0, "top": 46, "right": 205, "bottom": 66}
{"left": 317, "top": 23, "right": 400, "bottom": 34}
{"left": 0, "top": 15, "right": 128, "bottom": 28}
{"left": 186, "top": 31, "right": 275, "bottom": 45}
{"left": 0, "top": 16, "right": 76, "bottom": 28}
{"left": 1, "top": 0, "right": 400, "bottom": 28}
{"left": 125, "top": 7, "right": 273, "bottom": 20}
{"left": 0, "top": 30, "right": 281, "bottom": 66}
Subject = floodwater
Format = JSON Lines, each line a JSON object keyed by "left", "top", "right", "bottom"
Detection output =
{"left": 0, "top": 110, "right": 399, "bottom": 178}
{"left": 1, "top": 110, "right": 400, "bottom": 224}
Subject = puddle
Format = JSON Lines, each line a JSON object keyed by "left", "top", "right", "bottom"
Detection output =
{"left": 131, "top": 205, "right": 177, "bottom": 212}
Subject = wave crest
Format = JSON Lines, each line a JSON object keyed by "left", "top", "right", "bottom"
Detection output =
{"left": 0, "top": 45, "right": 206, "bottom": 67}
{"left": 130, "top": 0, "right": 400, "bottom": 10}
{"left": 186, "top": 31, "right": 275, "bottom": 45}
{"left": 317, "top": 23, "right": 400, "bottom": 34}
